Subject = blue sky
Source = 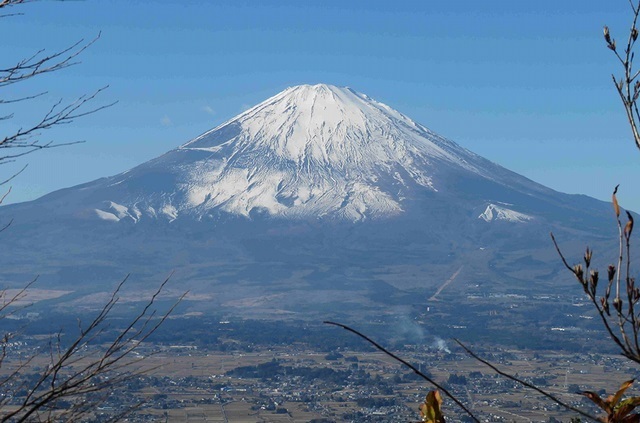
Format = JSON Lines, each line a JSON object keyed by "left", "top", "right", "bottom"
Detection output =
{"left": 2, "top": 0, "right": 639, "bottom": 211}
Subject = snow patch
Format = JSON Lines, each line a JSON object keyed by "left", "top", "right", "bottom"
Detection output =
{"left": 94, "top": 209, "right": 120, "bottom": 222}
{"left": 162, "top": 204, "right": 178, "bottom": 221}
{"left": 94, "top": 201, "right": 142, "bottom": 222}
{"left": 479, "top": 204, "right": 533, "bottom": 223}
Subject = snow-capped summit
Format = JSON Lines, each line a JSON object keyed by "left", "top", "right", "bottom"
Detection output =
{"left": 84, "top": 84, "right": 539, "bottom": 223}
{"left": 182, "top": 83, "right": 477, "bottom": 172}
{"left": 0, "top": 83, "right": 616, "bottom": 317}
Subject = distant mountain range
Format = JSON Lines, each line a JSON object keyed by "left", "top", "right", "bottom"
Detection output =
{"left": 0, "top": 84, "right": 617, "bottom": 321}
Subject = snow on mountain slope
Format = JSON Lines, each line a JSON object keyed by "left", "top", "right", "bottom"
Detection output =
{"left": 86, "top": 84, "right": 547, "bottom": 223}
{"left": 478, "top": 203, "right": 533, "bottom": 223}
{"left": 0, "top": 83, "right": 619, "bottom": 315}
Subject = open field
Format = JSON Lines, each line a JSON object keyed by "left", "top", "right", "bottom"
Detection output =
{"left": 2, "top": 339, "right": 639, "bottom": 422}
{"left": 2, "top": 288, "right": 72, "bottom": 306}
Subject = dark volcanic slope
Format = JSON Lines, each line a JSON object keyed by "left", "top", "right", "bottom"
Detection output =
{"left": 0, "top": 84, "right": 616, "bottom": 319}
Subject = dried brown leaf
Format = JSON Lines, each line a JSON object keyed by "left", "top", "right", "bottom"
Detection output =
{"left": 582, "top": 390, "right": 611, "bottom": 413}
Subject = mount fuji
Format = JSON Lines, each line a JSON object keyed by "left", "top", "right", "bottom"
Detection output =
{"left": 0, "top": 84, "right": 616, "bottom": 319}
{"left": 89, "top": 84, "right": 541, "bottom": 223}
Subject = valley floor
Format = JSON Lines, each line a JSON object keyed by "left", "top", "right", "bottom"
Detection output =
{"left": 1, "top": 341, "right": 637, "bottom": 422}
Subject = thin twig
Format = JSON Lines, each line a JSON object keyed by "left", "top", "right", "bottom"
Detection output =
{"left": 0, "top": 275, "right": 184, "bottom": 423}
{"left": 323, "top": 321, "right": 480, "bottom": 423}
{"left": 455, "top": 340, "right": 599, "bottom": 422}
{"left": 551, "top": 232, "right": 632, "bottom": 360}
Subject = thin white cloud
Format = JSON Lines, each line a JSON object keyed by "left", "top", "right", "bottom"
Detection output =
{"left": 161, "top": 115, "right": 172, "bottom": 127}
{"left": 202, "top": 105, "right": 216, "bottom": 116}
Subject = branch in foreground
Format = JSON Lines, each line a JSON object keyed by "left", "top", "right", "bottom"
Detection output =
{"left": 605, "top": 0, "right": 640, "bottom": 152}
{"left": 454, "top": 339, "right": 598, "bottom": 422}
{"left": 0, "top": 23, "right": 112, "bottom": 164}
{"left": 550, "top": 185, "right": 640, "bottom": 366}
{"left": 0, "top": 1, "right": 27, "bottom": 9}
{"left": 0, "top": 87, "right": 117, "bottom": 166}
{"left": 0, "top": 33, "right": 100, "bottom": 87}
{"left": 323, "top": 320, "right": 480, "bottom": 423}
{"left": 0, "top": 0, "right": 28, "bottom": 16}
{"left": 550, "top": 231, "right": 631, "bottom": 362}
{"left": 0, "top": 274, "right": 185, "bottom": 422}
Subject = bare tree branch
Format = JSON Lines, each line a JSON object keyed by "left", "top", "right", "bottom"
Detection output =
{"left": 0, "top": 0, "right": 28, "bottom": 8}
{"left": 0, "top": 0, "right": 30, "bottom": 17}
{"left": 0, "top": 33, "right": 100, "bottom": 88}
{"left": 0, "top": 25, "right": 111, "bottom": 166}
{"left": 605, "top": 0, "right": 640, "bottom": 151}
{"left": 0, "top": 2, "right": 184, "bottom": 421}
{"left": 454, "top": 340, "right": 599, "bottom": 422}
{"left": 551, "top": 185, "right": 640, "bottom": 366}
{"left": 0, "top": 276, "right": 183, "bottom": 423}
{"left": 0, "top": 87, "right": 117, "bottom": 166}
{"left": 324, "top": 320, "right": 480, "bottom": 423}
{"left": 0, "top": 164, "right": 27, "bottom": 186}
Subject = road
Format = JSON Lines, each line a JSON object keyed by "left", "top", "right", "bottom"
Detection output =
{"left": 429, "top": 266, "right": 463, "bottom": 301}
